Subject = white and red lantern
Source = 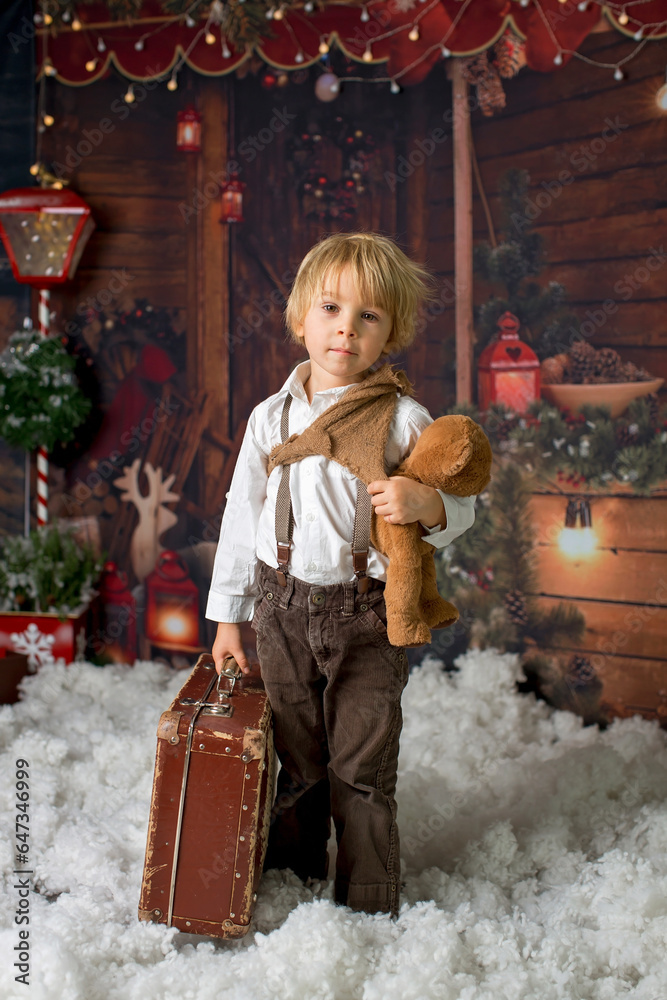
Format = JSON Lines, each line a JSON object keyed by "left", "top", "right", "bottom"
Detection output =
{"left": 477, "top": 311, "right": 540, "bottom": 414}
{"left": 220, "top": 173, "right": 245, "bottom": 223}
{"left": 144, "top": 551, "right": 200, "bottom": 650}
{"left": 176, "top": 106, "right": 202, "bottom": 152}
{"left": 0, "top": 185, "right": 95, "bottom": 526}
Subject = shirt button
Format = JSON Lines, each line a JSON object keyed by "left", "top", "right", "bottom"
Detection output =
{"left": 305, "top": 561, "right": 317, "bottom": 572}
{"left": 306, "top": 512, "right": 315, "bottom": 522}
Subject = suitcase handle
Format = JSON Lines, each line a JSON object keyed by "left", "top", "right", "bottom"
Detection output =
{"left": 216, "top": 656, "right": 241, "bottom": 702}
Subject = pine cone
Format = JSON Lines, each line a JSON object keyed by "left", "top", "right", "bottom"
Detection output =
{"left": 622, "top": 361, "right": 653, "bottom": 382}
{"left": 568, "top": 340, "right": 597, "bottom": 383}
{"left": 494, "top": 30, "right": 526, "bottom": 79}
{"left": 615, "top": 421, "right": 639, "bottom": 448}
{"left": 504, "top": 589, "right": 528, "bottom": 627}
{"left": 565, "top": 655, "right": 599, "bottom": 693}
{"left": 541, "top": 356, "right": 566, "bottom": 384}
{"left": 461, "top": 52, "right": 506, "bottom": 117}
{"left": 594, "top": 347, "right": 624, "bottom": 382}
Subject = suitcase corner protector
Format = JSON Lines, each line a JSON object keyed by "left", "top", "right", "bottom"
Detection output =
{"left": 138, "top": 905, "right": 164, "bottom": 923}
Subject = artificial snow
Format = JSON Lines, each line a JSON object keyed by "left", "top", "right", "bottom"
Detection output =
{"left": 1, "top": 649, "right": 667, "bottom": 1000}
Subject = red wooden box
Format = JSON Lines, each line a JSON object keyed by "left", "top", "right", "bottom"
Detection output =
{"left": 0, "top": 608, "right": 89, "bottom": 670}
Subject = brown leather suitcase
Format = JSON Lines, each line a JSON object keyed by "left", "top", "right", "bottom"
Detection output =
{"left": 138, "top": 653, "right": 275, "bottom": 938}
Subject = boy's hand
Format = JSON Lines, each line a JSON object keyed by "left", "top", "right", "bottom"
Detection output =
{"left": 367, "top": 477, "right": 447, "bottom": 529}
{"left": 212, "top": 622, "right": 251, "bottom": 675}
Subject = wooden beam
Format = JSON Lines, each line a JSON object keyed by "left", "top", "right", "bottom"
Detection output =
{"left": 449, "top": 59, "right": 474, "bottom": 405}
{"left": 193, "top": 77, "right": 231, "bottom": 510}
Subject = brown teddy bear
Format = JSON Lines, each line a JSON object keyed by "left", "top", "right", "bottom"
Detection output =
{"left": 267, "top": 366, "right": 492, "bottom": 648}
{"left": 372, "top": 414, "right": 492, "bottom": 647}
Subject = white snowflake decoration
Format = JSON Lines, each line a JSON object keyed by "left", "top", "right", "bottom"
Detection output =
{"left": 10, "top": 622, "right": 56, "bottom": 670}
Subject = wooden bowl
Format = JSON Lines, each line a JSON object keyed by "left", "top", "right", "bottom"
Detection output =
{"left": 541, "top": 378, "right": 664, "bottom": 418}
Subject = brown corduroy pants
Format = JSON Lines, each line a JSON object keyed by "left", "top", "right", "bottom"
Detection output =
{"left": 252, "top": 559, "right": 410, "bottom": 916}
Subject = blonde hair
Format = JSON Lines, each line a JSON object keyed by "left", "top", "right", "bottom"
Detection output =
{"left": 284, "top": 232, "right": 435, "bottom": 353}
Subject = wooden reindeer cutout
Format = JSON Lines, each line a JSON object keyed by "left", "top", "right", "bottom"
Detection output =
{"left": 114, "top": 460, "right": 180, "bottom": 583}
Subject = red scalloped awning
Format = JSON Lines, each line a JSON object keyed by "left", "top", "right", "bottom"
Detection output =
{"left": 40, "top": 1, "right": 667, "bottom": 88}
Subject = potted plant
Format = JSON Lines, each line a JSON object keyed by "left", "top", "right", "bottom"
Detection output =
{"left": 0, "top": 525, "right": 103, "bottom": 669}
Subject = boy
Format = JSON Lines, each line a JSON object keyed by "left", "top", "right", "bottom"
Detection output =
{"left": 207, "top": 233, "right": 475, "bottom": 917}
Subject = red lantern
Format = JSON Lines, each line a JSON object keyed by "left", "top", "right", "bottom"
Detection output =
{"left": 477, "top": 311, "right": 540, "bottom": 414}
{"left": 176, "top": 106, "right": 202, "bottom": 153}
{"left": 144, "top": 551, "right": 200, "bottom": 650}
{"left": 98, "top": 560, "right": 137, "bottom": 664}
{"left": 220, "top": 173, "right": 245, "bottom": 223}
{"left": 0, "top": 186, "right": 95, "bottom": 287}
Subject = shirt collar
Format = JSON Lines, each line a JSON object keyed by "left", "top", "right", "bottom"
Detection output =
{"left": 282, "top": 360, "right": 362, "bottom": 404}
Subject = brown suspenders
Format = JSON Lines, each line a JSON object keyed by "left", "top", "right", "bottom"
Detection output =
{"left": 274, "top": 392, "right": 371, "bottom": 593}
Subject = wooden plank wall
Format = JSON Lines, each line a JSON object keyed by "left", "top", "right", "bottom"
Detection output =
{"left": 40, "top": 76, "right": 189, "bottom": 332}
{"left": 530, "top": 488, "right": 667, "bottom": 722}
{"left": 407, "top": 29, "right": 667, "bottom": 416}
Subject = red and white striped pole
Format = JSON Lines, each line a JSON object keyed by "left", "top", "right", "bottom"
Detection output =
{"left": 36, "top": 287, "right": 50, "bottom": 527}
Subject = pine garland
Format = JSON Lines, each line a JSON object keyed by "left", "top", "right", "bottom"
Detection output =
{"left": 451, "top": 396, "right": 667, "bottom": 494}
{"left": 0, "top": 329, "right": 91, "bottom": 453}
{"left": 434, "top": 462, "right": 585, "bottom": 659}
{"left": 0, "top": 526, "right": 103, "bottom": 615}
{"left": 68, "top": 0, "right": 277, "bottom": 49}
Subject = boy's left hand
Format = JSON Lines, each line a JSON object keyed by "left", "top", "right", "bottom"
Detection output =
{"left": 367, "top": 477, "right": 446, "bottom": 529}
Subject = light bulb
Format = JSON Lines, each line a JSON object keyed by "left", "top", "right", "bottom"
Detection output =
{"left": 266, "top": 6, "right": 275, "bottom": 18}
{"left": 167, "top": 75, "right": 178, "bottom": 91}
{"left": 304, "top": 1, "right": 314, "bottom": 10}
{"left": 134, "top": 39, "right": 144, "bottom": 51}
{"left": 614, "top": 67, "right": 623, "bottom": 81}
{"left": 656, "top": 72, "right": 667, "bottom": 111}
{"left": 124, "top": 84, "right": 135, "bottom": 103}
{"left": 30, "top": 163, "right": 40, "bottom": 175}
{"left": 577, "top": 1, "right": 588, "bottom": 9}
{"left": 390, "top": 80, "right": 400, "bottom": 94}
{"left": 362, "top": 44, "right": 373, "bottom": 62}
{"left": 186, "top": 15, "right": 196, "bottom": 27}
{"left": 43, "top": 114, "right": 54, "bottom": 126}
{"left": 360, "top": 5, "right": 369, "bottom": 21}
{"left": 273, "top": 6, "right": 284, "bottom": 19}
{"left": 408, "top": 25, "right": 420, "bottom": 41}
{"left": 43, "top": 12, "right": 53, "bottom": 24}
{"left": 205, "top": 30, "right": 215, "bottom": 43}
{"left": 44, "top": 61, "right": 57, "bottom": 76}
{"left": 319, "top": 39, "right": 329, "bottom": 54}
{"left": 634, "top": 28, "right": 643, "bottom": 40}
{"left": 553, "top": 52, "right": 563, "bottom": 65}
{"left": 97, "top": 38, "right": 106, "bottom": 52}
{"left": 72, "top": 17, "right": 82, "bottom": 30}
{"left": 618, "top": 9, "right": 629, "bottom": 25}
{"left": 222, "top": 41, "right": 231, "bottom": 58}
{"left": 85, "top": 58, "right": 98, "bottom": 72}
{"left": 295, "top": 50, "right": 304, "bottom": 63}
{"left": 441, "top": 45, "right": 451, "bottom": 57}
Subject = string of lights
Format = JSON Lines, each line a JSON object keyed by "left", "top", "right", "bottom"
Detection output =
{"left": 34, "top": 1, "right": 667, "bottom": 102}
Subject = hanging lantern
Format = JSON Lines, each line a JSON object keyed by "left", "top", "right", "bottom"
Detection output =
{"left": 176, "top": 106, "right": 202, "bottom": 153}
{"left": 558, "top": 498, "right": 597, "bottom": 558}
{"left": 98, "top": 560, "right": 137, "bottom": 663}
{"left": 0, "top": 186, "right": 95, "bottom": 287}
{"left": 220, "top": 173, "right": 245, "bottom": 223}
{"left": 144, "top": 551, "right": 200, "bottom": 649}
{"left": 477, "top": 311, "right": 540, "bottom": 413}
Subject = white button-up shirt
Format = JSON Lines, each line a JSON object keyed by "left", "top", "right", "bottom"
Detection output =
{"left": 206, "top": 361, "right": 476, "bottom": 623}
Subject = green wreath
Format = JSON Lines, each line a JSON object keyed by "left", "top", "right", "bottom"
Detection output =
{"left": 0, "top": 328, "right": 91, "bottom": 453}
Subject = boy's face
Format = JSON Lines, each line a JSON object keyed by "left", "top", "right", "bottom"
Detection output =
{"left": 294, "top": 266, "right": 393, "bottom": 389}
